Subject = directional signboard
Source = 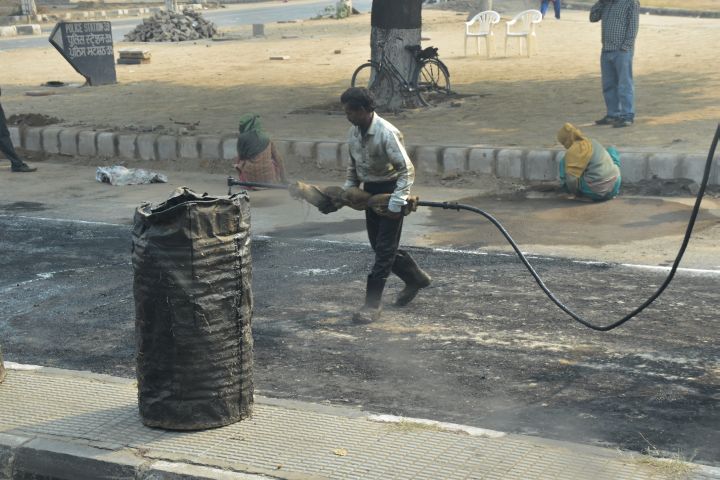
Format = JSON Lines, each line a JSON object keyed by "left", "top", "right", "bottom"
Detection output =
{"left": 49, "top": 21, "right": 117, "bottom": 86}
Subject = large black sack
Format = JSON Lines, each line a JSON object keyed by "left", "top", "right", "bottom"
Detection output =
{"left": 132, "top": 187, "right": 253, "bottom": 430}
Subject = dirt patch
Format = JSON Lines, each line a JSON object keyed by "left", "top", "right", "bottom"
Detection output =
{"left": 2, "top": 8, "right": 719, "bottom": 157}
{"left": 622, "top": 177, "right": 720, "bottom": 197}
{"left": 6, "top": 113, "right": 62, "bottom": 127}
{"left": 424, "top": 194, "right": 718, "bottom": 249}
{"left": 0, "top": 201, "right": 48, "bottom": 212}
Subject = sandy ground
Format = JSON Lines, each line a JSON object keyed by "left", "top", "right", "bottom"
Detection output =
{"left": 0, "top": 4, "right": 719, "bottom": 155}
{"left": 1, "top": 3, "right": 719, "bottom": 268}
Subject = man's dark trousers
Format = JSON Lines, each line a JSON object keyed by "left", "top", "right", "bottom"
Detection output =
{"left": 363, "top": 181, "right": 409, "bottom": 282}
{"left": 0, "top": 103, "right": 25, "bottom": 170}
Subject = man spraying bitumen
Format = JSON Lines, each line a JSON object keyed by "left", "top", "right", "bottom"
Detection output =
{"left": 340, "top": 87, "right": 431, "bottom": 324}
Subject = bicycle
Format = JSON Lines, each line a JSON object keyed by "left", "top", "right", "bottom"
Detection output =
{"left": 351, "top": 39, "right": 451, "bottom": 108}
{"left": 410, "top": 45, "right": 452, "bottom": 102}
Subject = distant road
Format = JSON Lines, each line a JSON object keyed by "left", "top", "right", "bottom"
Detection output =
{"left": 0, "top": 0, "right": 373, "bottom": 51}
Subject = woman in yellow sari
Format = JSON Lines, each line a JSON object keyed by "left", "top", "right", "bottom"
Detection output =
{"left": 557, "top": 123, "right": 621, "bottom": 201}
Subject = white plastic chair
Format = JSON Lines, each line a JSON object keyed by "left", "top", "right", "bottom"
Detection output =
{"left": 504, "top": 9, "right": 542, "bottom": 57}
{"left": 464, "top": 10, "right": 501, "bottom": 58}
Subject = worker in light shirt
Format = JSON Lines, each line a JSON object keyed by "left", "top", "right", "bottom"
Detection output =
{"left": 340, "top": 87, "right": 431, "bottom": 325}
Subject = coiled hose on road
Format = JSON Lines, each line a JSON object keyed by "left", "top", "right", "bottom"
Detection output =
{"left": 228, "top": 123, "right": 720, "bottom": 331}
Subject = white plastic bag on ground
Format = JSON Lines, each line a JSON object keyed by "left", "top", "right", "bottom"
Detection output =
{"left": 96, "top": 165, "right": 168, "bottom": 186}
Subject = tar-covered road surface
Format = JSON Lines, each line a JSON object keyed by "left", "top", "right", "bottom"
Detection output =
{"left": 1, "top": 214, "right": 718, "bottom": 466}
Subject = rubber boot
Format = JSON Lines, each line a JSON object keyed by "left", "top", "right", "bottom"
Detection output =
{"left": 392, "top": 250, "right": 431, "bottom": 307}
{"left": 352, "top": 276, "right": 386, "bottom": 324}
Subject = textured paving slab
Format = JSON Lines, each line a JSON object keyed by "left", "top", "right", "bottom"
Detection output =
{"left": 1, "top": 365, "right": 718, "bottom": 480}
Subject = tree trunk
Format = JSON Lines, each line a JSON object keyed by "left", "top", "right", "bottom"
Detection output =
{"left": 370, "top": 0, "right": 423, "bottom": 111}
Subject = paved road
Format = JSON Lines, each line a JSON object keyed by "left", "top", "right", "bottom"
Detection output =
{"left": 1, "top": 207, "right": 718, "bottom": 466}
{"left": 0, "top": 0, "right": 373, "bottom": 50}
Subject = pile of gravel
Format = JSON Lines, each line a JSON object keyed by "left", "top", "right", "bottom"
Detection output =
{"left": 124, "top": 10, "right": 217, "bottom": 42}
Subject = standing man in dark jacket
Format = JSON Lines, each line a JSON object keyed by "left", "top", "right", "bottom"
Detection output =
{"left": 590, "top": 0, "right": 640, "bottom": 128}
{"left": 0, "top": 87, "right": 36, "bottom": 172}
{"left": 341, "top": 87, "right": 431, "bottom": 324}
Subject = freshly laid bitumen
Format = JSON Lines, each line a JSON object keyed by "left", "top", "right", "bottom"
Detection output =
{"left": 1, "top": 363, "right": 718, "bottom": 480}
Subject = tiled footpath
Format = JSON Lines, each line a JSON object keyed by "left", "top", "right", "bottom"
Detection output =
{"left": 8, "top": 126, "right": 720, "bottom": 185}
{"left": 1, "top": 364, "right": 719, "bottom": 480}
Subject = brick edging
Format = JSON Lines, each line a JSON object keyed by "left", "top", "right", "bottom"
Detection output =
{"left": 9, "top": 126, "right": 719, "bottom": 185}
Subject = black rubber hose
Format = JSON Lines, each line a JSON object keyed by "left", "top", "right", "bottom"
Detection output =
{"left": 226, "top": 124, "right": 719, "bottom": 331}
{"left": 419, "top": 123, "right": 720, "bottom": 331}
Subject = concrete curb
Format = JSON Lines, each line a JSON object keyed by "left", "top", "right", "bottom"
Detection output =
{"left": 0, "top": 433, "right": 272, "bottom": 480}
{"left": 8, "top": 126, "right": 720, "bottom": 185}
{"left": 2, "top": 364, "right": 720, "bottom": 480}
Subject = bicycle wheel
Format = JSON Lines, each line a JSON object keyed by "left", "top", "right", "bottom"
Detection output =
{"left": 417, "top": 59, "right": 451, "bottom": 96}
{"left": 351, "top": 63, "right": 375, "bottom": 88}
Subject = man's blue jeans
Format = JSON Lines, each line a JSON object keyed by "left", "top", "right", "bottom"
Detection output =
{"left": 540, "top": 0, "right": 561, "bottom": 19}
{"left": 600, "top": 49, "right": 635, "bottom": 121}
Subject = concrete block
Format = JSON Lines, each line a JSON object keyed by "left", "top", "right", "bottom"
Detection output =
{"left": 23, "top": 126, "right": 43, "bottom": 151}
{"left": 118, "top": 134, "right": 138, "bottom": 160}
{"left": 647, "top": 152, "right": 682, "bottom": 180}
{"left": 618, "top": 151, "right": 648, "bottom": 183}
{"left": 525, "top": 150, "right": 558, "bottom": 180}
{"left": 0, "top": 26, "right": 17, "bottom": 38}
{"left": 221, "top": 137, "right": 238, "bottom": 161}
{"left": 403, "top": 144, "right": 416, "bottom": 163}
{"left": 413, "top": 145, "right": 441, "bottom": 174}
{"left": 199, "top": 136, "right": 222, "bottom": 160}
{"left": 142, "top": 460, "right": 263, "bottom": 479}
{"left": 137, "top": 134, "right": 158, "bottom": 161}
{"left": 14, "top": 438, "right": 141, "bottom": 480}
{"left": 158, "top": 135, "right": 179, "bottom": 161}
{"left": 15, "top": 24, "right": 41, "bottom": 35}
{"left": 58, "top": 129, "right": 79, "bottom": 155}
{"left": 680, "top": 153, "right": 719, "bottom": 186}
{"left": 468, "top": 148, "right": 495, "bottom": 174}
{"left": 273, "top": 139, "right": 291, "bottom": 163}
{"left": 97, "top": 132, "right": 117, "bottom": 157}
{"left": 42, "top": 127, "right": 62, "bottom": 154}
{"left": 316, "top": 142, "right": 339, "bottom": 168}
{"left": 496, "top": 149, "right": 524, "bottom": 179}
{"left": 0, "top": 433, "right": 31, "bottom": 479}
{"left": 77, "top": 131, "right": 97, "bottom": 157}
{"left": 8, "top": 126, "right": 20, "bottom": 149}
{"left": 339, "top": 143, "right": 352, "bottom": 166}
{"left": 292, "top": 141, "right": 316, "bottom": 160}
{"left": 179, "top": 136, "right": 199, "bottom": 159}
{"left": 442, "top": 147, "right": 468, "bottom": 175}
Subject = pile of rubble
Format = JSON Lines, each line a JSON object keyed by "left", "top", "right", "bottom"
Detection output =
{"left": 124, "top": 10, "right": 217, "bottom": 42}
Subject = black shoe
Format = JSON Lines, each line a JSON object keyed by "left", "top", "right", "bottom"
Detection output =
{"left": 594, "top": 116, "right": 618, "bottom": 126}
{"left": 613, "top": 118, "right": 634, "bottom": 128}
{"left": 395, "top": 275, "right": 432, "bottom": 307}
{"left": 11, "top": 164, "right": 37, "bottom": 172}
